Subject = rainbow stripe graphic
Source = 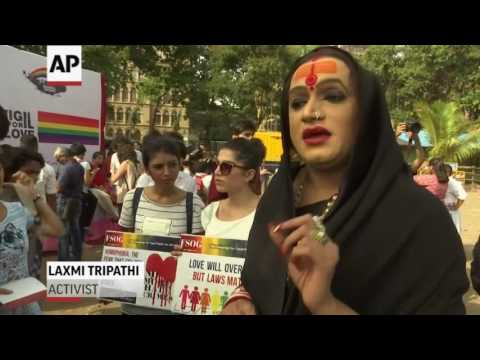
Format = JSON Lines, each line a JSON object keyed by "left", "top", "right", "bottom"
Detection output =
{"left": 180, "top": 235, "right": 247, "bottom": 258}
{"left": 104, "top": 232, "right": 247, "bottom": 259}
{"left": 38, "top": 111, "right": 99, "bottom": 145}
{"left": 30, "top": 67, "right": 47, "bottom": 77}
{"left": 105, "top": 231, "right": 180, "bottom": 252}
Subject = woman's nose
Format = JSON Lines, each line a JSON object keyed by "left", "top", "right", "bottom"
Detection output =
{"left": 303, "top": 100, "right": 325, "bottom": 123}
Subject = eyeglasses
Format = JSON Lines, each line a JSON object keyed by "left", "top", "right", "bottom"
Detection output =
{"left": 216, "top": 161, "right": 249, "bottom": 176}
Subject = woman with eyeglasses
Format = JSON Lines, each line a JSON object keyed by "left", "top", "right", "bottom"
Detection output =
{"left": 201, "top": 138, "right": 266, "bottom": 241}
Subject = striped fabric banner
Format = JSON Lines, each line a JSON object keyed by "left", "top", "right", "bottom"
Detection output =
{"left": 38, "top": 111, "right": 99, "bottom": 145}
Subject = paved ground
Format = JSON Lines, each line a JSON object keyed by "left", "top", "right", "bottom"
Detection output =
{"left": 39, "top": 189, "right": 480, "bottom": 315}
{"left": 458, "top": 188, "right": 480, "bottom": 315}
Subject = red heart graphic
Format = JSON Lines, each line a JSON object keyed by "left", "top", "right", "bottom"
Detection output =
{"left": 145, "top": 254, "right": 178, "bottom": 306}
{"left": 146, "top": 254, "right": 163, "bottom": 273}
{"left": 162, "top": 257, "right": 177, "bottom": 283}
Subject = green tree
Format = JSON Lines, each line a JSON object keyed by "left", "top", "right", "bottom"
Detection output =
{"left": 12, "top": 45, "right": 47, "bottom": 56}
{"left": 361, "top": 45, "right": 480, "bottom": 121}
{"left": 133, "top": 45, "right": 209, "bottom": 132}
{"left": 206, "top": 45, "right": 297, "bottom": 128}
{"left": 415, "top": 101, "right": 480, "bottom": 163}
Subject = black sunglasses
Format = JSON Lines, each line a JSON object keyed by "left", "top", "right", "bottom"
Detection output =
{"left": 216, "top": 161, "right": 249, "bottom": 176}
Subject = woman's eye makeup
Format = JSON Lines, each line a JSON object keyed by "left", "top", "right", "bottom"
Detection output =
{"left": 289, "top": 88, "right": 347, "bottom": 110}
{"left": 290, "top": 98, "right": 307, "bottom": 110}
{"left": 322, "top": 89, "right": 347, "bottom": 103}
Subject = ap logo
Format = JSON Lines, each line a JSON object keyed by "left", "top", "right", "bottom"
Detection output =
{"left": 47, "top": 45, "right": 82, "bottom": 86}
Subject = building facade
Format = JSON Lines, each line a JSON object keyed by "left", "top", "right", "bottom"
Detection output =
{"left": 105, "top": 70, "right": 190, "bottom": 143}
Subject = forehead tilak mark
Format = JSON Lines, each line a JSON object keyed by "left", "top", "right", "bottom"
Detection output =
{"left": 293, "top": 59, "right": 337, "bottom": 90}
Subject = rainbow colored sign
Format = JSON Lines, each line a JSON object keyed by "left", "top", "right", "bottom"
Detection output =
{"left": 38, "top": 111, "right": 99, "bottom": 145}
{"left": 179, "top": 234, "right": 247, "bottom": 258}
{"left": 104, "top": 231, "right": 180, "bottom": 252}
{"left": 101, "top": 231, "right": 247, "bottom": 315}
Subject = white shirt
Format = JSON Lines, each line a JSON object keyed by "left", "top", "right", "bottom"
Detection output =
{"left": 119, "top": 189, "right": 204, "bottom": 235}
{"left": 201, "top": 174, "right": 212, "bottom": 191}
{"left": 80, "top": 161, "right": 91, "bottom": 193}
{"left": 110, "top": 151, "right": 143, "bottom": 186}
{"left": 110, "top": 153, "right": 120, "bottom": 185}
{"left": 35, "top": 163, "right": 57, "bottom": 200}
{"left": 201, "top": 201, "right": 256, "bottom": 241}
{"left": 193, "top": 173, "right": 212, "bottom": 192}
{"left": 135, "top": 173, "right": 154, "bottom": 188}
{"left": 443, "top": 177, "right": 467, "bottom": 210}
{"left": 176, "top": 172, "right": 197, "bottom": 193}
{"left": 136, "top": 172, "right": 197, "bottom": 193}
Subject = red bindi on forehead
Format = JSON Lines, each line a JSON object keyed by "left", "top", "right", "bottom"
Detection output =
{"left": 292, "top": 59, "right": 337, "bottom": 90}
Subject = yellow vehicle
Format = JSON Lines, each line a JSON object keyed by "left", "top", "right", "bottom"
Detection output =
{"left": 254, "top": 131, "right": 283, "bottom": 165}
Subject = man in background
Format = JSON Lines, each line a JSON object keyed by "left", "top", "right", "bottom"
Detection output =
{"left": 19, "top": 134, "right": 57, "bottom": 211}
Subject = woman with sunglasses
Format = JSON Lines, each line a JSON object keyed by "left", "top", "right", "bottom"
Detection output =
{"left": 201, "top": 138, "right": 266, "bottom": 241}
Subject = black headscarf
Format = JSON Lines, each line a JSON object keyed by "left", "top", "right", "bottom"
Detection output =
{"left": 242, "top": 47, "right": 469, "bottom": 315}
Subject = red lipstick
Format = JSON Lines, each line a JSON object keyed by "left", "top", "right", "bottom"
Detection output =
{"left": 302, "top": 126, "right": 332, "bottom": 145}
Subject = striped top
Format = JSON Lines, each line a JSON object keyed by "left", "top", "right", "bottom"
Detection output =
{"left": 119, "top": 188, "right": 204, "bottom": 235}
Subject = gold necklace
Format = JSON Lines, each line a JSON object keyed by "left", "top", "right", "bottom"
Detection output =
{"left": 294, "top": 172, "right": 338, "bottom": 220}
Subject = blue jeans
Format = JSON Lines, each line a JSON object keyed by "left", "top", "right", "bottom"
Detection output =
{"left": 57, "top": 197, "right": 83, "bottom": 261}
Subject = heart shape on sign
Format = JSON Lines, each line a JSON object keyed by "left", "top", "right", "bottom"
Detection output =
{"left": 145, "top": 254, "right": 177, "bottom": 282}
{"left": 162, "top": 256, "right": 177, "bottom": 283}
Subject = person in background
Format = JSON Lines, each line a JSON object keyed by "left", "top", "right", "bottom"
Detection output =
{"left": 110, "top": 136, "right": 143, "bottom": 204}
{"left": 52, "top": 146, "right": 68, "bottom": 180}
{"left": 57, "top": 148, "right": 84, "bottom": 261}
{"left": 89, "top": 152, "right": 107, "bottom": 189}
{"left": 0, "top": 149, "right": 64, "bottom": 314}
{"left": 70, "top": 143, "right": 97, "bottom": 243}
{"left": 232, "top": 120, "right": 257, "bottom": 140}
{"left": 0, "top": 104, "right": 10, "bottom": 141}
{"left": 85, "top": 150, "right": 119, "bottom": 245}
{"left": 118, "top": 135, "right": 204, "bottom": 315}
{"left": 136, "top": 132, "right": 197, "bottom": 194}
{"left": 201, "top": 138, "right": 265, "bottom": 241}
{"left": 207, "top": 120, "right": 259, "bottom": 204}
{"left": 0, "top": 145, "right": 52, "bottom": 279}
{"left": 85, "top": 150, "right": 118, "bottom": 222}
{"left": 110, "top": 136, "right": 143, "bottom": 183}
{"left": 414, "top": 158, "right": 449, "bottom": 200}
{"left": 192, "top": 160, "right": 214, "bottom": 204}
{"left": 395, "top": 122, "right": 426, "bottom": 175}
{"left": 164, "top": 132, "right": 197, "bottom": 193}
{"left": 133, "top": 141, "right": 142, "bottom": 153}
{"left": 70, "top": 143, "right": 92, "bottom": 191}
{"left": 104, "top": 140, "right": 114, "bottom": 177}
{"left": 443, "top": 164, "right": 467, "bottom": 234}
{"left": 19, "top": 135, "right": 57, "bottom": 211}
{"left": 110, "top": 141, "right": 142, "bottom": 213}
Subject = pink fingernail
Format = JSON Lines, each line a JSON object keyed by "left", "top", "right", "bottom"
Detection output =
{"left": 273, "top": 225, "right": 281, "bottom": 233}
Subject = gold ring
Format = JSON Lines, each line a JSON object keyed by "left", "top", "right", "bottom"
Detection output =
{"left": 312, "top": 216, "right": 329, "bottom": 245}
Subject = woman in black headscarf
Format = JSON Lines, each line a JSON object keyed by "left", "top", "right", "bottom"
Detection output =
{"left": 222, "top": 46, "right": 469, "bottom": 315}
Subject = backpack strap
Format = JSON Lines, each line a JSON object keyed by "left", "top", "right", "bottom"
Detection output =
{"left": 132, "top": 187, "right": 144, "bottom": 231}
{"left": 186, "top": 192, "right": 193, "bottom": 234}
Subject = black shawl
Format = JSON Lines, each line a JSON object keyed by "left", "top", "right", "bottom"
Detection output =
{"left": 242, "top": 47, "right": 469, "bottom": 315}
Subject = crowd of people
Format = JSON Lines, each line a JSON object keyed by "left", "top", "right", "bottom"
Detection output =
{"left": 0, "top": 45, "right": 477, "bottom": 315}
